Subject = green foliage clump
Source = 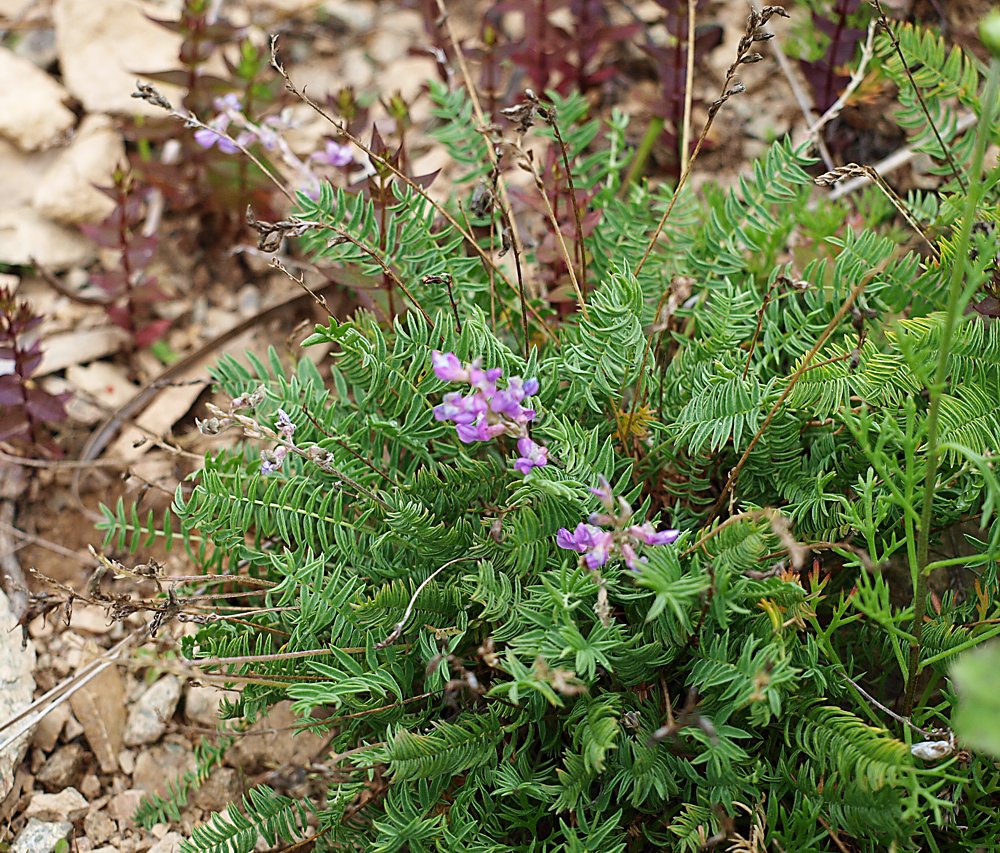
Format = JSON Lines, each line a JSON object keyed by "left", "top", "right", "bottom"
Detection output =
{"left": 104, "top": 21, "right": 1000, "bottom": 853}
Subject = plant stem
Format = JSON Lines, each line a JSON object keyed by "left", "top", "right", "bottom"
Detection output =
{"left": 902, "top": 55, "right": 1000, "bottom": 715}
{"left": 621, "top": 116, "right": 663, "bottom": 191}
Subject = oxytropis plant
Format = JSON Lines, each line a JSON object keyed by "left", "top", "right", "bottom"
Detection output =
{"left": 98, "top": 7, "right": 1000, "bottom": 853}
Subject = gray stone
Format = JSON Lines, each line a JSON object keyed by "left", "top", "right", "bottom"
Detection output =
{"left": 147, "top": 832, "right": 184, "bottom": 853}
{"left": 0, "top": 588, "right": 35, "bottom": 801}
{"left": 36, "top": 743, "right": 86, "bottom": 791}
{"left": 53, "top": 0, "right": 183, "bottom": 116}
{"left": 25, "top": 786, "right": 89, "bottom": 822}
{"left": 0, "top": 139, "right": 59, "bottom": 210}
{"left": 83, "top": 810, "right": 116, "bottom": 846}
{"left": 0, "top": 49, "right": 75, "bottom": 151}
{"left": 132, "top": 742, "right": 195, "bottom": 798}
{"left": 80, "top": 773, "right": 101, "bottom": 799}
{"left": 191, "top": 766, "right": 241, "bottom": 812}
{"left": 322, "top": 0, "right": 376, "bottom": 32}
{"left": 34, "top": 114, "right": 125, "bottom": 225}
{"left": 0, "top": 206, "right": 96, "bottom": 270}
{"left": 107, "top": 788, "right": 145, "bottom": 824}
{"left": 11, "top": 818, "right": 72, "bottom": 853}
{"left": 183, "top": 684, "right": 238, "bottom": 727}
{"left": 123, "top": 676, "right": 182, "bottom": 746}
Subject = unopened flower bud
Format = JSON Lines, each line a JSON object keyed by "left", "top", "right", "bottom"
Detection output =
{"left": 196, "top": 416, "right": 228, "bottom": 435}
{"left": 306, "top": 445, "right": 335, "bottom": 467}
{"left": 232, "top": 385, "right": 267, "bottom": 410}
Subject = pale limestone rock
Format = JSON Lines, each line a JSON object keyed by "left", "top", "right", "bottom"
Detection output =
{"left": 375, "top": 55, "right": 435, "bottom": 104}
{"left": 36, "top": 743, "right": 86, "bottom": 791}
{"left": 31, "top": 703, "right": 69, "bottom": 752}
{"left": 132, "top": 741, "right": 195, "bottom": 798}
{"left": 368, "top": 29, "right": 410, "bottom": 65}
{"left": 123, "top": 675, "right": 182, "bottom": 746}
{"left": 107, "top": 788, "right": 145, "bottom": 823}
{"left": 13, "top": 25, "right": 58, "bottom": 69}
{"left": 118, "top": 749, "right": 136, "bottom": 775}
{"left": 62, "top": 710, "right": 85, "bottom": 742}
{"left": 0, "top": 139, "right": 59, "bottom": 208}
{"left": 183, "top": 683, "right": 238, "bottom": 727}
{"left": 0, "top": 587, "right": 35, "bottom": 800}
{"left": 0, "top": 0, "right": 33, "bottom": 17}
{"left": 191, "top": 766, "right": 240, "bottom": 812}
{"left": 80, "top": 773, "right": 101, "bottom": 799}
{"left": 53, "top": 0, "right": 184, "bottom": 116}
{"left": 11, "top": 819, "right": 72, "bottom": 853}
{"left": 147, "top": 833, "right": 184, "bottom": 853}
{"left": 25, "top": 786, "right": 89, "bottom": 822}
{"left": 227, "top": 701, "right": 326, "bottom": 770}
{"left": 34, "top": 115, "right": 125, "bottom": 225}
{"left": 83, "top": 810, "right": 116, "bottom": 846}
{"left": 0, "top": 206, "right": 95, "bottom": 270}
{"left": 322, "top": 0, "right": 376, "bottom": 32}
{"left": 246, "top": 0, "right": 318, "bottom": 11}
{"left": 0, "top": 49, "right": 75, "bottom": 151}
{"left": 339, "top": 46, "right": 374, "bottom": 90}
{"left": 68, "top": 654, "right": 125, "bottom": 773}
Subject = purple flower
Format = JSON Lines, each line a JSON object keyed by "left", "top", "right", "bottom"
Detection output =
{"left": 432, "top": 351, "right": 469, "bottom": 383}
{"left": 490, "top": 376, "right": 534, "bottom": 418}
{"left": 255, "top": 125, "right": 279, "bottom": 151}
{"left": 557, "top": 523, "right": 604, "bottom": 553}
{"left": 629, "top": 523, "right": 680, "bottom": 546}
{"left": 276, "top": 409, "right": 296, "bottom": 440}
{"left": 431, "top": 351, "right": 550, "bottom": 474}
{"left": 588, "top": 511, "right": 614, "bottom": 527}
{"left": 455, "top": 417, "right": 506, "bottom": 443}
{"left": 194, "top": 115, "right": 238, "bottom": 154}
{"left": 620, "top": 541, "right": 646, "bottom": 571}
{"left": 558, "top": 476, "right": 682, "bottom": 572}
{"left": 514, "top": 436, "right": 548, "bottom": 475}
{"left": 433, "top": 391, "right": 486, "bottom": 425}
{"left": 557, "top": 524, "right": 614, "bottom": 568}
{"left": 312, "top": 139, "right": 354, "bottom": 167}
{"left": 468, "top": 364, "right": 503, "bottom": 395}
{"left": 213, "top": 93, "right": 242, "bottom": 112}
{"left": 583, "top": 532, "right": 614, "bottom": 568}
{"left": 260, "top": 445, "right": 288, "bottom": 475}
{"left": 590, "top": 475, "right": 615, "bottom": 511}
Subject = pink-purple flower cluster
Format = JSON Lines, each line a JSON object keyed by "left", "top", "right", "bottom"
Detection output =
{"left": 557, "top": 476, "right": 680, "bottom": 570}
{"left": 194, "top": 95, "right": 300, "bottom": 154}
{"left": 431, "top": 351, "right": 548, "bottom": 475}
{"left": 190, "top": 97, "right": 354, "bottom": 201}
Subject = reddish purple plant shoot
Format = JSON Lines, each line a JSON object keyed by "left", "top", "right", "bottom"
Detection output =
{"left": 0, "top": 288, "right": 69, "bottom": 455}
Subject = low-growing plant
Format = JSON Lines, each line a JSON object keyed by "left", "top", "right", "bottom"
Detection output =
{"left": 103, "top": 7, "right": 1000, "bottom": 851}
{"left": 0, "top": 287, "right": 69, "bottom": 456}
{"left": 81, "top": 167, "right": 172, "bottom": 350}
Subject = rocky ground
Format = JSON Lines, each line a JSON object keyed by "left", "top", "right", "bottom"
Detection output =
{"left": 0, "top": 0, "right": 990, "bottom": 850}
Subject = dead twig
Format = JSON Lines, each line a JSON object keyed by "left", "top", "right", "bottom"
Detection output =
{"left": 375, "top": 557, "right": 474, "bottom": 649}
{"left": 869, "top": 0, "right": 966, "bottom": 190}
